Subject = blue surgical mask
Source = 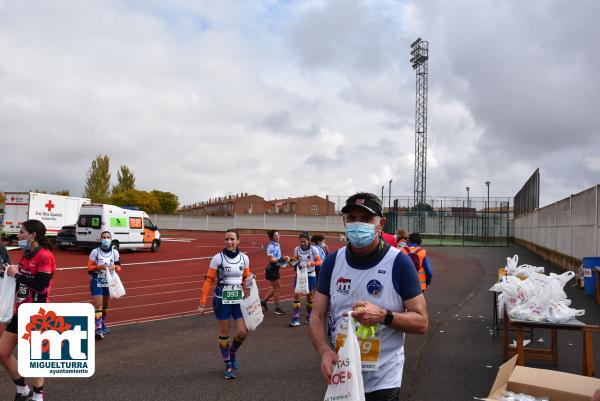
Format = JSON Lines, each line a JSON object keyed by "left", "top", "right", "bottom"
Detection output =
{"left": 18, "top": 239, "right": 31, "bottom": 251}
{"left": 345, "top": 222, "right": 377, "bottom": 248}
{"left": 101, "top": 239, "right": 112, "bottom": 249}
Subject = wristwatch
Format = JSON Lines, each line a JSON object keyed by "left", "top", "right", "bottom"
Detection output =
{"left": 383, "top": 309, "right": 394, "bottom": 326}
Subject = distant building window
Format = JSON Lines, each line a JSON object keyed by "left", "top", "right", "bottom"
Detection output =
{"left": 311, "top": 204, "right": 318, "bottom": 212}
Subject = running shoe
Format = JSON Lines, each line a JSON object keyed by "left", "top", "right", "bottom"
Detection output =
{"left": 95, "top": 329, "right": 104, "bottom": 340}
{"left": 289, "top": 318, "right": 300, "bottom": 327}
{"left": 274, "top": 307, "right": 285, "bottom": 315}
{"left": 260, "top": 300, "right": 268, "bottom": 311}
{"left": 101, "top": 325, "right": 111, "bottom": 334}
{"left": 14, "top": 390, "right": 32, "bottom": 401}
{"left": 224, "top": 366, "right": 236, "bottom": 379}
{"left": 304, "top": 319, "right": 310, "bottom": 326}
{"left": 230, "top": 358, "right": 239, "bottom": 370}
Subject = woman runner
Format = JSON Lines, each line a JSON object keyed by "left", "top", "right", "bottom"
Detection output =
{"left": 87, "top": 231, "right": 121, "bottom": 340}
{"left": 0, "top": 220, "right": 57, "bottom": 401}
{"left": 289, "top": 231, "right": 322, "bottom": 327}
{"left": 198, "top": 229, "right": 252, "bottom": 379}
{"left": 261, "top": 230, "right": 289, "bottom": 315}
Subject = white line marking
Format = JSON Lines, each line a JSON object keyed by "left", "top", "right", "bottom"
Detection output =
{"left": 57, "top": 256, "right": 212, "bottom": 271}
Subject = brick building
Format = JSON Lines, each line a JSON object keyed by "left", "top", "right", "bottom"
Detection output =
{"left": 179, "top": 194, "right": 336, "bottom": 216}
{"left": 179, "top": 194, "right": 266, "bottom": 216}
{"left": 266, "top": 195, "right": 335, "bottom": 216}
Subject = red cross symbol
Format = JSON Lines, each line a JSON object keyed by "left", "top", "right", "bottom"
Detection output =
{"left": 45, "top": 200, "right": 55, "bottom": 212}
{"left": 10, "top": 196, "right": 15, "bottom": 202}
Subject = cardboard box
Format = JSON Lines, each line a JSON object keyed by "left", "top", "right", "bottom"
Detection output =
{"left": 486, "top": 356, "right": 600, "bottom": 401}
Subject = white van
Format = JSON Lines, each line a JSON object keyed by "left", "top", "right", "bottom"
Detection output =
{"left": 3, "top": 192, "right": 90, "bottom": 240}
{"left": 76, "top": 204, "right": 161, "bottom": 251}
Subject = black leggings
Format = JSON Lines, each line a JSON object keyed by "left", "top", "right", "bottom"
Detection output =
{"left": 365, "top": 388, "right": 400, "bottom": 401}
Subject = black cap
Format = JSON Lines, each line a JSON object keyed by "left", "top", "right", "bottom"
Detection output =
{"left": 341, "top": 192, "right": 383, "bottom": 217}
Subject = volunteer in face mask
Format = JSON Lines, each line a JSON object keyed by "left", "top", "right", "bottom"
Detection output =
{"left": 87, "top": 231, "right": 121, "bottom": 340}
{"left": 0, "top": 220, "right": 56, "bottom": 401}
{"left": 309, "top": 193, "right": 428, "bottom": 401}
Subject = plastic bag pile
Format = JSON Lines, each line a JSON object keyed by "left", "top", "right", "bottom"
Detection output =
{"left": 491, "top": 255, "right": 585, "bottom": 323}
{"left": 498, "top": 391, "right": 549, "bottom": 401}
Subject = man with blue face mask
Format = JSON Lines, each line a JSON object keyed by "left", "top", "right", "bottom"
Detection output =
{"left": 309, "top": 192, "right": 428, "bottom": 401}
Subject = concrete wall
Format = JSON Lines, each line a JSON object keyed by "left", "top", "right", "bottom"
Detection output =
{"left": 514, "top": 185, "right": 599, "bottom": 269}
{"left": 151, "top": 213, "right": 346, "bottom": 233}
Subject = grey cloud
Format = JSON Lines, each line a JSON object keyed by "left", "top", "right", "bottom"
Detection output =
{"left": 252, "top": 110, "right": 320, "bottom": 136}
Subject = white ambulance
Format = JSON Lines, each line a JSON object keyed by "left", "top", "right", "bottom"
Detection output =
{"left": 2, "top": 192, "right": 91, "bottom": 240}
{"left": 75, "top": 203, "right": 161, "bottom": 251}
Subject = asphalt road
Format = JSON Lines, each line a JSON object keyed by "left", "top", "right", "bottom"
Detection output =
{"left": 1, "top": 243, "right": 598, "bottom": 401}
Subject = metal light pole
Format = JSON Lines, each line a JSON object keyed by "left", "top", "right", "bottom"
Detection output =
{"left": 388, "top": 179, "right": 393, "bottom": 214}
{"left": 485, "top": 181, "right": 491, "bottom": 245}
{"left": 381, "top": 185, "right": 385, "bottom": 205}
{"left": 466, "top": 186, "right": 470, "bottom": 208}
{"left": 411, "top": 37, "right": 429, "bottom": 233}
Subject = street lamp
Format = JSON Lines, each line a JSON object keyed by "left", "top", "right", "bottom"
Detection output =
{"left": 381, "top": 185, "right": 384, "bottom": 205}
{"left": 466, "top": 186, "right": 470, "bottom": 208}
{"left": 485, "top": 181, "right": 491, "bottom": 245}
{"left": 388, "top": 179, "right": 393, "bottom": 214}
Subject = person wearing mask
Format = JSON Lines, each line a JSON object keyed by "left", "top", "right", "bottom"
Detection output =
{"left": 400, "top": 232, "right": 433, "bottom": 291}
{"left": 198, "top": 229, "right": 252, "bottom": 380}
{"left": 0, "top": 220, "right": 57, "bottom": 401}
{"left": 310, "top": 234, "right": 327, "bottom": 281}
{"left": 395, "top": 229, "right": 409, "bottom": 248}
{"left": 87, "top": 231, "right": 121, "bottom": 340}
{"left": 261, "top": 230, "right": 289, "bottom": 315}
{"left": 309, "top": 193, "right": 428, "bottom": 401}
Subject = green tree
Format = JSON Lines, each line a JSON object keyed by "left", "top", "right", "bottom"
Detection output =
{"left": 84, "top": 155, "right": 111, "bottom": 203}
{"left": 110, "top": 189, "right": 160, "bottom": 213}
{"left": 151, "top": 190, "right": 179, "bottom": 214}
{"left": 53, "top": 190, "right": 70, "bottom": 196}
{"left": 112, "top": 165, "right": 136, "bottom": 194}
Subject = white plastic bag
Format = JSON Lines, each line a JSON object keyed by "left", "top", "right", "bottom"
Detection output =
{"left": 0, "top": 274, "right": 16, "bottom": 323}
{"left": 106, "top": 268, "right": 126, "bottom": 299}
{"left": 241, "top": 278, "right": 263, "bottom": 331}
{"left": 547, "top": 301, "right": 585, "bottom": 324}
{"left": 295, "top": 263, "right": 309, "bottom": 294}
{"left": 324, "top": 311, "right": 365, "bottom": 401}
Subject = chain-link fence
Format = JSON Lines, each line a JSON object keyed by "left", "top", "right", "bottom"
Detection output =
{"left": 328, "top": 195, "right": 512, "bottom": 246}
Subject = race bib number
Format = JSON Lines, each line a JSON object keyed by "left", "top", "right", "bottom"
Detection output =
{"left": 16, "top": 283, "right": 30, "bottom": 303}
{"left": 335, "top": 324, "right": 381, "bottom": 371}
{"left": 222, "top": 285, "right": 243, "bottom": 304}
{"left": 96, "top": 270, "right": 109, "bottom": 288}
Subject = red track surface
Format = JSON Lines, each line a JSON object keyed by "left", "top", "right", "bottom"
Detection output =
{"left": 8, "top": 231, "right": 345, "bottom": 327}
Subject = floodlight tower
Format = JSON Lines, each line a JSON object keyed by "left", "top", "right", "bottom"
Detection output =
{"left": 410, "top": 37, "right": 429, "bottom": 233}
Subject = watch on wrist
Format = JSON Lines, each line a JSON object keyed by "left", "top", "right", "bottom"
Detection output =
{"left": 383, "top": 309, "right": 394, "bottom": 326}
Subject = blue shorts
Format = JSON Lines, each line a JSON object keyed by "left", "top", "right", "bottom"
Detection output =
{"left": 212, "top": 287, "right": 243, "bottom": 321}
{"left": 294, "top": 274, "right": 317, "bottom": 293}
{"left": 90, "top": 277, "right": 109, "bottom": 297}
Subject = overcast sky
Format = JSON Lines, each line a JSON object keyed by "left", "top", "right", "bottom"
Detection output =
{"left": 1, "top": 0, "right": 598, "bottom": 207}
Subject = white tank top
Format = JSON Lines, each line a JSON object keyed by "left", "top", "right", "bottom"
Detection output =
{"left": 328, "top": 246, "right": 406, "bottom": 393}
{"left": 209, "top": 251, "right": 248, "bottom": 286}
{"left": 294, "top": 245, "right": 319, "bottom": 277}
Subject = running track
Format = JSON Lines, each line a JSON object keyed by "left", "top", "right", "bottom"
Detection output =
{"left": 10, "top": 231, "right": 345, "bottom": 327}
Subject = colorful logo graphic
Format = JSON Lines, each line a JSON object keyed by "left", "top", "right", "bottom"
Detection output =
{"left": 366, "top": 279, "right": 383, "bottom": 298}
{"left": 18, "top": 303, "right": 95, "bottom": 377}
{"left": 336, "top": 277, "right": 351, "bottom": 295}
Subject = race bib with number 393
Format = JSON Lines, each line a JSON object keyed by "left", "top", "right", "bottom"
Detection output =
{"left": 221, "top": 285, "right": 243, "bottom": 304}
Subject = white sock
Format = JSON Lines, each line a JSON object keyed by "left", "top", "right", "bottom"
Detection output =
{"left": 32, "top": 390, "right": 43, "bottom": 401}
{"left": 16, "top": 384, "right": 29, "bottom": 395}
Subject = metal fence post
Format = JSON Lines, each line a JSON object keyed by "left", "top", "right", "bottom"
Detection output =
{"left": 206, "top": 215, "right": 209, "bottom": 231}
{"left": 294, "top": 214, "right": 297, "bottom": 231}
{"left": 179, "top": 214, "right": 182, "bottom": 230}
{"left": 263, "top": 213, "right": 266, "bottom": 230}
{"left": 234, "top": 213, "right": 237, "bottom": 229}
